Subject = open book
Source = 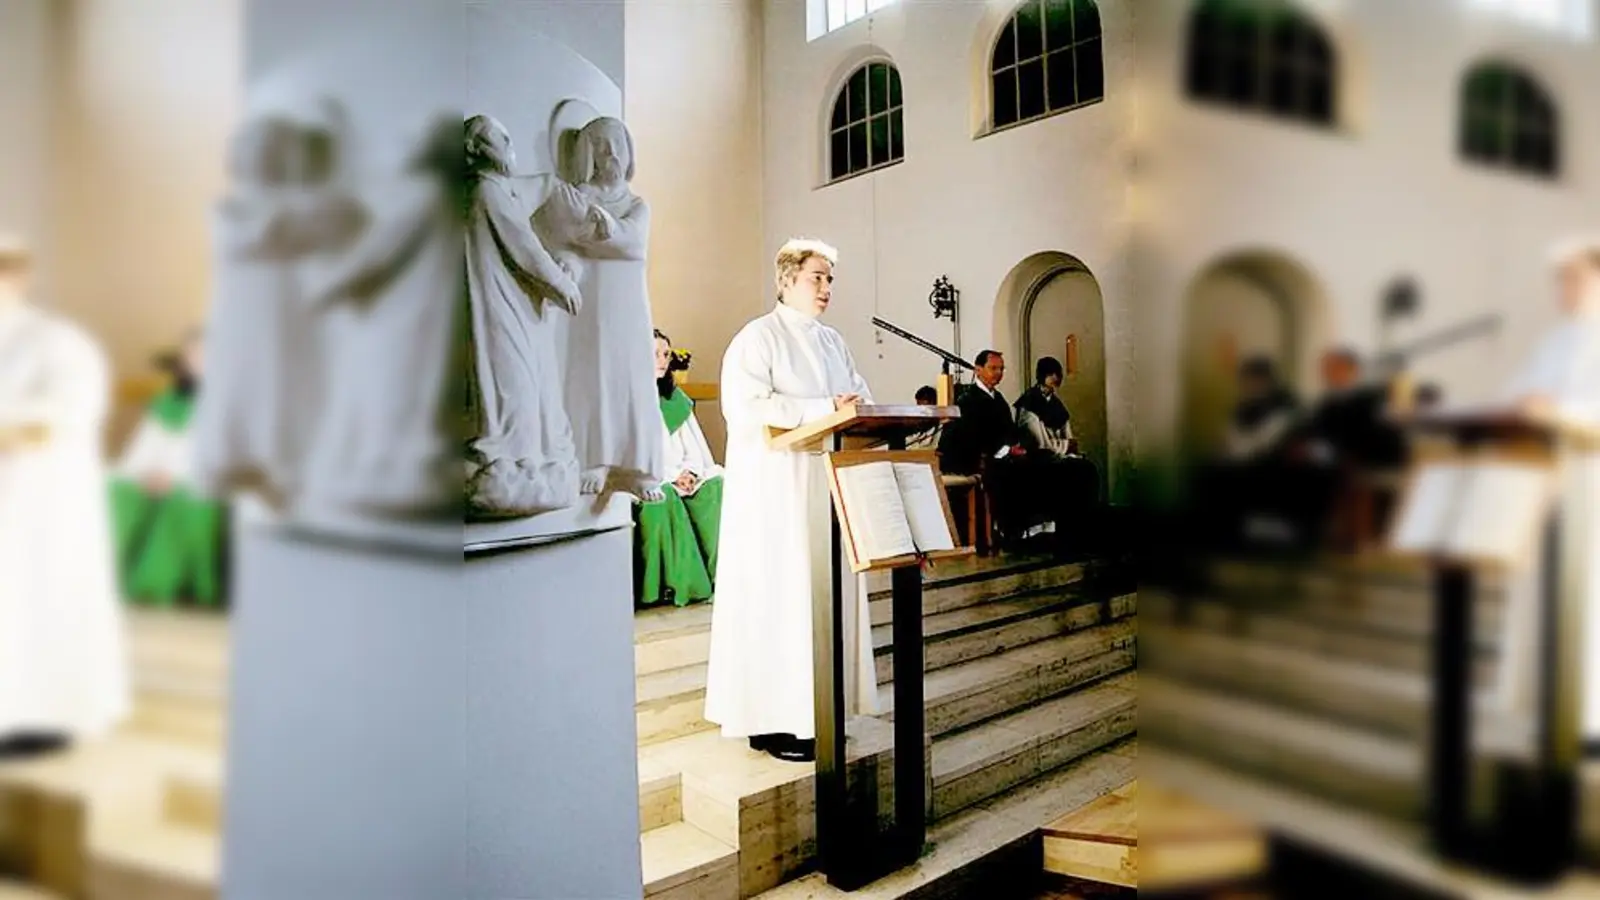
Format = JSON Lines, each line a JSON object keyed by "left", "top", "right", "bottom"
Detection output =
{"left": 1390, "top": 459, "right": 1554, "bottom": 569}
{"left": 827, "top": 455, "right": 964, "bottom": 572}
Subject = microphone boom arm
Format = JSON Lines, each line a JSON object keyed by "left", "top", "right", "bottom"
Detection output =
{"left": 871, "top": 316, "right": 974, "bottom": 374}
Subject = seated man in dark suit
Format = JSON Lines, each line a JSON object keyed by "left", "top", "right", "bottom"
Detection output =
{"left": 1295, "top": 348, "right": 1408, "bottom": 471}
{"left": 938, "top": 350, "right": 1095, "bottom": 551}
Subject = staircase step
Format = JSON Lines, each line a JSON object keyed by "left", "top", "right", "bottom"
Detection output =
{"left": 126, "top": 694, "right": 228, "bottom": 749}
{"left": 634, "top": 604, "right": 712, "bottom": 679}
{"left": 88, "top": 821, "right": 216, "bottom": 900}
{"left": 640, "top": 717, "right": 905, "bottom": 896}
{"left": 876, "top": 590, "right": 1134, "bottom": 683}
{"left": 879, "top": 621, "right": 1137, "bottom": 736}
{"left": 1164, "top": 595, "right": 1498, "bottom": 683}
{"left": 636, "top": 664, "right": 715, "bottom": 745}
{"left": 1141, "top": 620, "right": 1515, "bottom": 741}
{"left": 1141, "top": 675, "right": 1422, "bottom": 820}
{"left": 931, "top": 672, "right": 1136, "bottom": 819}
{"left": 754, "top": 739, "right": 1137, "bottom": 899}
{"left": 641, "top": 822, "right": 737, "bottom": 899}
{"left": 867, "top": 559, "right": 1090, "bottom": 627}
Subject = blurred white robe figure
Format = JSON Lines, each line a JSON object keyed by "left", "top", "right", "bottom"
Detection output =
{"left": 298, "top": 117, "right": 460, "bottom": 522}
{"left": 705, "top": 241, "right": 880, "bottom": 746}
{"left": 1490, "top": 241, "right": 1600, "bottom": 752}
{"left": 192, "top": 90, "right": 352, "bottom": 507}
{"left": 0, "top": 300, "right": 129, "bottom": 739}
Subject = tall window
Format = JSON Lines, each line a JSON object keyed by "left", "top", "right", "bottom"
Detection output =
{"left": 1459, "top": 62, "right": 1560, "bottom": 178}
{"left": 1184, "top": 0, "right": 1337, "bottom": 128}
{"left": 823, "top": 0, "right": 899, "bottom": 35}
{"left": 828, "top": 62, "right": 905, "bottom": 182}
{"left": 990, "top": 0, "right": 1105, "bottom": 131}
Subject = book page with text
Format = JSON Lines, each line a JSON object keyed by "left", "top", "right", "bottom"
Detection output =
{"left": 1391, "top": 463, "right": 1469, "bottom": 555}
{"left": 892, "top": 462, "right": 956, "bottom": 553}
{"left": 1446, "top": 461, "right": 1553, "bottom": 569}
{"left": 835, "top": 461, "right": 915, "bottom": 562}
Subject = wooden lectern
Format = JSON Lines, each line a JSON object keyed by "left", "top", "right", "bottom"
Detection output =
{"left": 1391, "top": 408, "right": 1600, "bottom": 883}
{"left": 768, "top": 403, "right": 968, "bottom": 889}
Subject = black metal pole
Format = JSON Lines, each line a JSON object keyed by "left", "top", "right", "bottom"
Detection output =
{"left": 1430, "top": 562, "right": 1473, "bottom": 861}
{"left": 817, "top": 431, "right": 868, "bottom": 888}
{"left": 885, "top": 432, "right": 927, "bottom": 863}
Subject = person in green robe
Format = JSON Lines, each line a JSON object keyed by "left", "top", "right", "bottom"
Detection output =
{"left": 109, "top": 331, "right": 227, "bottom": 607}
{"left": 636, "top": 330, "right": 723, "bottom": 606}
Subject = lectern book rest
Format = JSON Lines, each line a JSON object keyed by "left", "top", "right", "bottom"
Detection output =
{"left": 825, "top": 450, "right": 972, "bottom": 573}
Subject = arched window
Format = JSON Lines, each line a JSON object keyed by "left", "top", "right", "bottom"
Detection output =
{"left": 1184, "top": 0, "right": 1337, "bottom": 127}
{"left": 990, "top": 0, "right": 1105, "bottom": 131}
{"left": 828, "top": 61, "right": 904, "bottom": 181}
{"left": 1459, "top": 61, "right": 1559, "bottom": 178}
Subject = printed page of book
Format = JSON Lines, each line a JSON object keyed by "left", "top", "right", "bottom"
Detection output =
{"left": 892, "top": 462, "right": 956, "bottom": 553}
{"left": 1445, "top": 461, "right": 1552, "bottom": 569}
{"left": 835, "top": 461, "right": 916, "bottom": 562}
{"left": 1390, "top": 463, "right": 1469, "bottom": 555}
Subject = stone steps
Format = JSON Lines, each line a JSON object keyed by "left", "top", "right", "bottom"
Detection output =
{"left": 930, "top": 672, "right": 1136, "bottom": 819}
{"left": 630, "top": 555, "right": 1138, "bottom": 897}
{"left": 878, "top": 620, "right": 1136, "bottom": 737}
{"left": 1141, "top": 674, "right": 1422, "bottom": 820}
{"left": 1143, "top": 589, "right": 1498, "bottom": 684}
{"left": 753, "top": 739, "right": 1137, "bottom": 899}
{"left": 642, "top": 821, "right": 738, "bottom": 899}
{"left": 2, "top": 554, "right": 1135, "bottom": 900}
{"left": 865, "top": 557, "right": 1089, "bottom": 627}
{"left": 874, "top": 589, "right": 1136, "bottom": 685}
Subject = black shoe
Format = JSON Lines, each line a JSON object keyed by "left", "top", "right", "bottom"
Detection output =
{"left": 748, "top": 734, "right": 776, "bottom": 752}
{"left": 765, "top": 735, "right": 815, "bottom": 763}
{"left": 0, "top": 731, "right": 71, "bottom": 760}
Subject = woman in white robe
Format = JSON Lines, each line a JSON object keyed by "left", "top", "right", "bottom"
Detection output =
{"left": 1491, "top": 237, "right": 1600, "bottom": 755}
{"left": 0, "top": 245, "right": 129, "bottom": 749}
{"left": 703, "top": 238, "right": 879, "bottom": 762}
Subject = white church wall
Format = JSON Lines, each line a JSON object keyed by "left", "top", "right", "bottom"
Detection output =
{"left": 44, "top": 0, "right": 240, "bottom": 377}
{"left": 0, "top": 0, "right": 52, "bottom": 281}
{"left": 626, "top": 0, "right": 767, "bottom": 457}
{"left": 1133, "top": 0, "right": 1600, "bottom": 460}
{"left": 761, "top": 0, "right": 1141, "bottom": 498}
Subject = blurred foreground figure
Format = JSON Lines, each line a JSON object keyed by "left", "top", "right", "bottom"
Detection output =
{"left": 1501, "top": 237, "right": 1600, "bottom": 745}
{"left": 110, "top": 329, "right": 227, "bottom": 607}
{"left": 0, "top": 239, "right": 129, "bottom": 756}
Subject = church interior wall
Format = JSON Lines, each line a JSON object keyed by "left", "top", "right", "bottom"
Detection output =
{"left": 760, "top": 0, "right": 1140, "bottom": 498}
{"left": 1131, "top": 0, "right": 1600, "bottom": 464}
{"left": 0, "top": 0, "right": 53, "bottom": 290}
{"left": 625, "top": 0, "right": 767, "bottom": 458}
{"left": 40, "top": 0, "right": 240, "bottom": 382}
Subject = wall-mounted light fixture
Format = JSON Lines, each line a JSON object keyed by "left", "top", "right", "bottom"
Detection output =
{"left": 929, "top": 275, "right": 959, "bottom": 322}
{"left": 1064, "top": 334, "right": 1079, "bottom": 377}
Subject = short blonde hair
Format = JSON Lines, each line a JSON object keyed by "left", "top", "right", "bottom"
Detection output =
{"left": 774, "top": 237, "right": 838, "bottom": 297}
{"left": 1549, "top": 235, "right": 1600, "bottom": 274}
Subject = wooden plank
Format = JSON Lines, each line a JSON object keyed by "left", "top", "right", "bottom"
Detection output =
{"left": 766, "top": 404, "right": 957, "bottom": 453}
{"left": 1044, "top": 781, "right": 1136, "bottom": 847}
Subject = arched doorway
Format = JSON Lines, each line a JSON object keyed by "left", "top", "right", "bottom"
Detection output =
{"left": 993, "top": 252, "right": 1109, "bottom": 497}
{"left": 1177, "top": 250, "right": 1328, "bottom": 462}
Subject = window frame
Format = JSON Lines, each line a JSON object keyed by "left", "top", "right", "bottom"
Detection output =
{"left": 985, "top": 0, "right": 1107, "bottom": 136}
{"left": 1457, "top": 60, "right": 1562, "bottom": 181}
{"left": 824, "top": 59, "right": 907, "bottom": 185}
{"left": 1182, "top": 0, "right": 1340, "bottom": 130}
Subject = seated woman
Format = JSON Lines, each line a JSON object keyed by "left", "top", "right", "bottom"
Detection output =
{"left": 109, "top": 330, "right": 227, "bottom": 607}
{"left": 1013, "top": 356, "right": 1100, "bottom": 549}
{"left": 635, "top": 330, "right": 723, "bottom": 607}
